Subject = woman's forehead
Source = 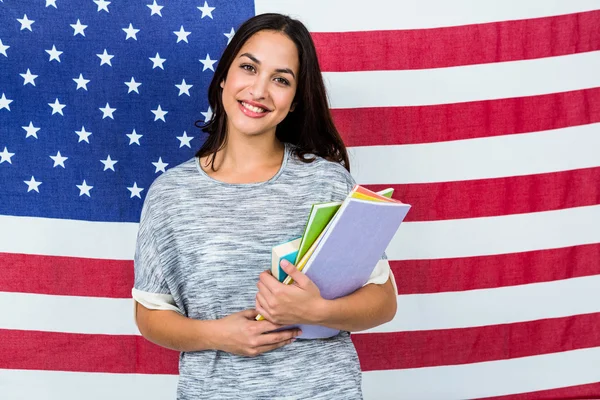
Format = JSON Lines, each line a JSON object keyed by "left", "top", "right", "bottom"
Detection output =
{"left": 238, "top": 31, "right": 299, "bottom": 71}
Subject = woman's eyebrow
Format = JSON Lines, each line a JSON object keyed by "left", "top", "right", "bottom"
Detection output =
{"left": 239, "top": 52, "right": 296, "bottom": 79}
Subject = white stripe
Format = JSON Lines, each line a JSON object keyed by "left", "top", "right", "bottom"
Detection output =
{"left": 0, "top": 215, "right": 138, "bottom": 260}
{"left": 349, "top": 123, "right": 600, "bottom": 184}
{"left": 2, "top": 347, "right": 600, "bottom": 399}
{"left": 2, "top": 205, "right": 599, "bottom": 265}
{"left": 324, "top": 51, "right": 600, "bottom": 108}
{"left": 367, "top": 275, "right": 600, "bottom": 333}
{"left": 390, "top": 205, "right": 600, "bottom": 260}
{"left": 255, "top": 0, "right": 599, "bottom": 32}
{"left": 0, "top": 292, "right": 140, "bottom": 335}
{"left": 362, "top": 347, "right": 600, "bottom": 400}
{"left": 4, "top": 274, "right": 599, "bottom": 335}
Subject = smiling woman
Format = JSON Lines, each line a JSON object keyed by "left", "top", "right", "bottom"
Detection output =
{"left": 131, "top": 13, "right": 397, "bottom": 400}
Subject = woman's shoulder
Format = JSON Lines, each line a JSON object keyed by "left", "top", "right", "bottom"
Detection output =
{"left": 144, "top": 157, "right": 198, "bottom": 201}
{"left": 287, "top": 145, "right": 352, "bottom": 182}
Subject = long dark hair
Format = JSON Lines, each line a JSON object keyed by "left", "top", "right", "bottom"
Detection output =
{"left": 194, "top": 13, "right": 350, "bottom": 172}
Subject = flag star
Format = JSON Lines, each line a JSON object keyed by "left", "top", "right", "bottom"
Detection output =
{"left": 70, "top": 19, "right": 87, "bottom": 36}
{"left": 197, "top": 1, "right": 215, "bottom": 19}
{"left": 76, "top": 180, "right": 93, "bottom": 197}
{"left": 45, "top": 45, "right": 63, "bottom": 62}
{"left": 224, "top": 27, "right": 235, "bottom": 44}
{"left": 173, "top": 26, "right": 191, "bottom": 43}
{"left": 201, "top": 106, "right": 213, "bottom": 122}
{"left": 199, "top": 54, "right": 217, "bottom": 71}
{"left": 125, "top": 77, "right": 141, "bottom": 94}
{"left": 48, "top": 98, "right": 66, "bottom": 116}
{"left": 17, "top": 14, "right": 35, "bottom": 31}
{"left": 175, "top": 79, "right": 193, "bottom": 96}
{"left": 152, "top": 157, "right": 168, "bottom": 173}
{"left": 50, "top": 151, "right": 68, "bottom": 168}
{"left": 122, "top": 23, "right": 140, "bottom": 40}
{"left": 93, "top": 0, "right": 110, "bottom": 13}
{"left": 96, "top": 49, "right": 114, "bottom": 66}
{"left": 151, "top": 105, "right": 168, "bottom": 122}
{"left": 100, "top": 155, "right": 118, "bottom": 171}
{"left": 0, "top": 39, "right": 9, "bottom": 57}
{"left": 24, "top": 176, "right": 42, "bottom": 193}
{"left": 127, "top": 182, "right": 144, "bottom": 198}
{"left": 75, "top": 126, "right": 92, "bottom": 143}
{"left": 147, "top": 0, "right": 163, "bottom": 16}
{"left": 177, "top": 131, "right": 194, "bottom": 148}
{"left": 22, "top": 121, "right": 41, "bottom": 138}
{"left": 126, "top": 129, "right": 142, "bottom": 145}
{"left": 73, "top": 73, "right": 90, "bottom": 90}
{"left": 0, "top": 93, "right": 13, "bottom": 111}
{"left": 0, "top": 147, "right": 15, "bottom": 164}
{"left": 20, "top": 69, "right": 38, "bottom": 86}
{"left": 149, "top": 53, "right": 166, "bottom": 70}
{"left": 46, "top": 0, "right": 58, "bottom": 8}
{"left": 99, "top": 103, "right": 116, "bottom": 119}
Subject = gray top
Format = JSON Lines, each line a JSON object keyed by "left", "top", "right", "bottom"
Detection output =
{"left": 133, "top": 142, "right": 365, "bottom": 399}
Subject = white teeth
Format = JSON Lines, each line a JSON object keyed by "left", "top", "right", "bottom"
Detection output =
{"left": 241, "top": 102, "right": 266, "bottom": 113}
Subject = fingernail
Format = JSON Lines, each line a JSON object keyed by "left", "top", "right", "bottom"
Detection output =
{"left": 280, "top": 259, "right": 290, "bottom": 268}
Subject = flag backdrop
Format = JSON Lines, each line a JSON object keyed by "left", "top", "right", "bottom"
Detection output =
{"left": 1, "top": 0, "right": 600, "bottom": 399}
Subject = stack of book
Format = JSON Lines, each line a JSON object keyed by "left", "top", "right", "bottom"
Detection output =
{"left": 257, "top": 185, "right": 411, "bottom": 339}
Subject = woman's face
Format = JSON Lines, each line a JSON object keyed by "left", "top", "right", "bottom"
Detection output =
{"left": 220, "top": 30, "right": 299, "bottom": 139}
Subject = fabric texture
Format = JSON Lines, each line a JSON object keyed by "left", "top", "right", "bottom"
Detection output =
{"left": 133, "top": 142, "right": 390, "bottom": 399}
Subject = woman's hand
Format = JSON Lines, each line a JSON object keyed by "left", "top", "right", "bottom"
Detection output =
{"left": 255, "top": 260, "right": 326, "bottom": 325}
{"left": 216, "top": 309, "right": 301, "bottom": 357}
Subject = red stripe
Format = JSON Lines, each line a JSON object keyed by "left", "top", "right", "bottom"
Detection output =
{"left": 1, "top": 253, "right": 132, "bottom": 298}
{"left": 335, "top": 87, "right": 600, "bottom": 146}
{"left": 478, "top": 381, "right": 600, "bottom": 399}
{"left": 391, "top": 243, "right": 600, "bottom": 295}
{"left": 366, "top": 167, "right": 600, "bottom": 222}
{"left": 4, "top": 313, "right": 599, "bottom": 374}
{"left": 352, "top": 312, "right": 600, "bottom": 371}
{"left": 313, "top": 10, "right": 600, "bottom": 72}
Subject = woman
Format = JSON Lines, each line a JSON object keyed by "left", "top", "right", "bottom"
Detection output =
{"left": 132, "top": 13, "right": 397, "bottom": 399}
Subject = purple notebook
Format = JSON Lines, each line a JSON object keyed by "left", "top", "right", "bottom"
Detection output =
{"left": 287, "top": 197, "right": 411, "bottom": 339}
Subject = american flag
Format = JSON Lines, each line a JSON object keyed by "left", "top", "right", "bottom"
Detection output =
{"left": 1, "top": 0, "right": 600, "bottom": 399}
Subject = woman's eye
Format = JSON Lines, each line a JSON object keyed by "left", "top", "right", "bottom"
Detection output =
{"left": 241, "top": 64, "right": 255, "bottom": 72}
{"left": 274, "top": 77, "right": 290, "bottom": 86}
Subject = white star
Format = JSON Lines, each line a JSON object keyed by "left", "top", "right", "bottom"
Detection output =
{"left": 99, "top": 103, "right": 116, "bottom": 119}
{"left": 124, "top": 77, "right": 141, "bottom": 94}
{"left": 224, "top": 27, "right": 235, "bottom": 44}
{"left": 77, "top": 180, "right": 93, "bottom": 197}
{"left": 152, "top": 157, "right": 168, "bottom": 173}
{"left": 48, "top": 98, "right": 66, "bottom": 116}
{"left": 24, "top": 176, "right": 42, "bottom": 193}
{"left": 197, "top": 1, "right": 215, "bottom": 19}
{"left": 100, "top": 155, "right": 118, "bottom": 171}
{"left": 96, "top": 49, "right": 114, "bottom": 66}
{"left": 70, "top": 19, "right": 87, "bottom": 36}
{"left": 0, "top": 93, "right": 13, "bottom": 111}
{"left": 199, "top": 54, "right": 217, "bottom": 71}
{"left": 46, "top": 0, "right": 58, "bottom": 8}
{"left": 175, "top": 79, "right": 193, "bottom": 96}
{"left": 93, "top": 0, "right": 110, "bottom": 13}
{"left": 173, "top": 26, "right": 191, "bottom": 43}
{"left": 0, "top": 147, "right": 15, "bottom": 164}
{"left": 122, "top": 23, "right": 140, "bottom": 40}
{"left": 149, "top": 53, "right": 166, "bottom": 70}
{"left": 151, "top": 105, "right": 168, "bottom": 122}
{"left": 50, "top": 151, "right": 68, "bottom": 168}
{"left": 20, "top": 69, "right": 38, "bottom": 86}
{"left": 201, "top": 106, "right": 213, "bottom": 122}
{"left": 17, "top": 15, "right": 35, "bottom": 31}
{"left": 127, "top": 182, "right": 144, "bottom": 198}
{"left": 22, "top": 121, "right": 40, "bottom": 138}
{"left": 75, "top": 126, "right": 92, "bottom": 143}
{"left": 73, "top": 73, "right": 90, "bottom": 90}
{"left": 177, "top": 131, "right": 194, "bottom": 148}
{"left": 0, "top": 39, "right": 9, "bottom": 57}
{"left": 147, "top": 0, "right": 163, "bottom": 16}
{"left": 45, "top": 45, "right": 63, "bottom": 62}
{"left": 126, "top": 129, "right": 142, "bottom": 145}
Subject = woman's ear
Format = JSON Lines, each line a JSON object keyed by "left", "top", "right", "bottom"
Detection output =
{"left": 289, "top": 103, "right": 296, "bottom": 112}
{"left": 219, "top": 79, "right": 225, "bottom": 89}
